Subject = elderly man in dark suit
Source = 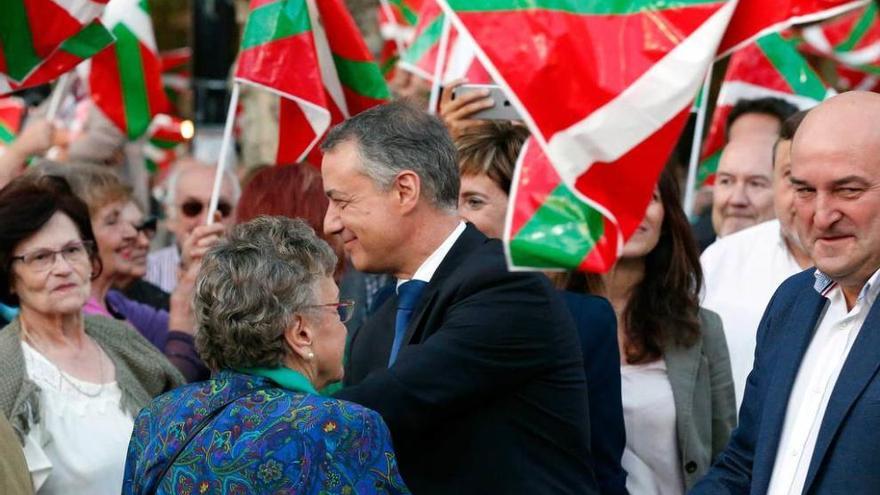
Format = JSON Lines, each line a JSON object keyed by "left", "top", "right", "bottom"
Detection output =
{"left": 692, "top": 91, "right": 880, "bottom": 494}
{"left": 322, "top": 101, "right": 597, "bottom": 495}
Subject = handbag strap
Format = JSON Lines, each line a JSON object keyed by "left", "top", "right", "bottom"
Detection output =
{"left": 152, "top": 386, "right": 266, "bottom": 492}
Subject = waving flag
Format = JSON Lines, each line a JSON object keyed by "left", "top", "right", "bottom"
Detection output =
{"left": 440, "top": 0, "right": 736, "bottom": 272}
{"left": 1, "top": 0, "right": 113, "bottom": 95}
{"left": 717, "top": 0, "right": 868, "bottom": 56}
{"left": 88, "top": 0, "right": 168, "bottom": 140}
{"left": 699, "top": 32, "right": 832, "bottom": 186}
{"left": 235, "top": 0, "right": 389, "bottom": 165}
{"left": 143, "top": 113, "right": 190, "bottom": 173}
{"left": 377, "top": 0, "right": 422, "bottom": 80}
{"left": 802, "top": 2, "right": 880, "bottom": 74}
{"left": 0, "top": 97, "right": 25, "bottom": 145}
{"left": 398, "top": 0, "right": 490, "bottom": 84}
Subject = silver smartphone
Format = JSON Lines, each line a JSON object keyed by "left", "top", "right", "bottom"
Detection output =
{"left": 449, "top": 83, "right": 520, "bottom": 120}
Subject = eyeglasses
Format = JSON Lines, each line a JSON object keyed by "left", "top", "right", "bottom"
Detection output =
{"left": 10, "top": 240, "right": 94, "bottom": 272}
{"left": 304, "top": 300, "right": 356, "bottom": 323}
{"left": 133, "top": 216, "right": 158, "bottom": 240}
{"left": 179, "top": 199, "right": 233, "bottom": 219}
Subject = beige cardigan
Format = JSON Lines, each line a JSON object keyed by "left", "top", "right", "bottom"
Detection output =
{"left": 0, "top": 315, "right": 184, "bottom": 442}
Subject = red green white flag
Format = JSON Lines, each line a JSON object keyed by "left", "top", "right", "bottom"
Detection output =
{"left": 801, "top": 2, "right": 880, "bottom": 74}
{"left": 1, "top": 0, "right": 114, "bottom": 95}
{"left": 399, "top": 0, "right": 490, "bottom": 84}
{"left": 377, "top": 0, "right": 422, "bottom": 80}
{"left": 441, "top": 0, "right": 736, "bottom": 272}
{"left": 88, "top": 0, "right": 169, "bottom": 140}
{"left": 0, "top": 96, "right": 25, "bottom": 145}
{"left": 235, "top": 0, "right": 390, "bottom": 165}
{"left": 143, "top": 113, "right": 190, "bottom": 174}
{"left": 717, "top": 0, "right": 868, "bottom": 57}
{"left": 698, "top": 32, "right": 832, "bottom": 187}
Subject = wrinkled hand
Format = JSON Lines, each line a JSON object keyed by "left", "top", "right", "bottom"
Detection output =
{"left": 14, "top": 118, "right": 55, "bottom": 158}
{"left": 179, "top": 216, "right": 226, "bottom": 271}
{"left": 439, "top": 79, "right": 494, "bottom": 140}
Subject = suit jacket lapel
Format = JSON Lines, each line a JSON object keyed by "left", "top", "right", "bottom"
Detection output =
{"left": 753, "top": 286, "right": 827, "bottom": 493}
{"left": 400, "top": 224, "right": 487, "bottom": 347}
{"left": 802, "top": 296, "right": 880, "bottom": 492}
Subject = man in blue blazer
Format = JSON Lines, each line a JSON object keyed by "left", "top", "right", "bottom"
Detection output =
{"left": 692, "top": 91, "right": 880, "bottom": 494}
{"left": 321, "top": 102, "right": 597, "bottom": 494}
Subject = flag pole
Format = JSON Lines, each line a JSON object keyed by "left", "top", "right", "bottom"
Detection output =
{"left": 46, "top": 73, "right": 72, "bottom": 122}
{"left": 684, "top": 66, "right": 713, "bottom": 219}
{"left": 206, "top": 82, "right": 240, "bottom": 225}
{"left": 427, "top": 15, "right": 452, "bottom": 115}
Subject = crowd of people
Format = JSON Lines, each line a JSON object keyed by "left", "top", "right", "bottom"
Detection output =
{"left": 0, "top": 70, "right": 879, "bottom": 495}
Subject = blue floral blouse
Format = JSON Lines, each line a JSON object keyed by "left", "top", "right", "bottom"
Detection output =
{"left": 122, "top": 370, "right": 410, "bottom": 494}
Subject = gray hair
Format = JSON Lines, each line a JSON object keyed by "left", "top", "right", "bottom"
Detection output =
{"left": 194, "top": 216, "right": 337, "bottom": 370}
{"left": 321, "top": 100, "right": 459, "bottom": 210}
{"left": 162, "top": 160, "right": 242, "bottom": 218}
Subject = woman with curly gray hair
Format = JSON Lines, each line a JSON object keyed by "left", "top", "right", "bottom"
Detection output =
{"left": 121, "top": 216, "right": 409, "bottom": 494}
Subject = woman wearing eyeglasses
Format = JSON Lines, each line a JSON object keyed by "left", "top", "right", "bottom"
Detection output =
{"left": 123, "top": 216, "right": 410, "bottom": 494}
{"left": 0, "top": 176, "right": 183, "bottom": 494}
{"left": 27, "top": 162, "right": 209, "bottom": 382}
{"left": 113, "top": 202, "right": 170, "bottom": 311}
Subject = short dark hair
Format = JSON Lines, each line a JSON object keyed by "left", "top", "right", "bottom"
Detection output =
{"left": 0, "top": 175, "right": 101, "bottom": 306}
{"left": 725, "top": 97, "right": 799, "bottom": 140}
{"left": 772, "top": 110, "right": 808, "bottom": 167}
{"left": 456, "top": 121, "right": 529, "bottom": 195}
{"left": 321, "top": 100, "right": 460, "bottom": 210}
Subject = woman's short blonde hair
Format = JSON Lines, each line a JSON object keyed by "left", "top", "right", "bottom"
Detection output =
{"left": 194, "top": 216, "right": 337, "bottom": 370}
{"left": 455, "top": 121, "right": 529, "bottom": 195}
{"left": 27, "top": 161, "right": 131, "bottom": 215}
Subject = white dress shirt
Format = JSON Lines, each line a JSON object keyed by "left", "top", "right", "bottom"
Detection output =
{"left": 621, "top": 360, "right": 685, "bottom": 495}
{"left": 396, "top": 222, "right": 466, "bottom": 290}
{"left": 701, "top": 220, "right": 804, "bottom": 406}
{"left": 766, "top": 267, "right": 880, "bottom": 495}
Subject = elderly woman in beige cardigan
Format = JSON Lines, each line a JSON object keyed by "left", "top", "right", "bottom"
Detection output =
{"left": 0, "top": 175, "right": 182, "bottom": 494}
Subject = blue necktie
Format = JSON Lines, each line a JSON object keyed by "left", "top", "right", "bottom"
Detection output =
{"left": 388, "top": 280, "right": 428, "bottom": 366}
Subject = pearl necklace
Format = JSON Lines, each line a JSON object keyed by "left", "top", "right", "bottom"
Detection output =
{"left": 20, "top": 319, "right": 107, "bottom": 399}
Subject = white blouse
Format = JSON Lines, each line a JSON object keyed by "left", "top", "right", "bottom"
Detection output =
{"left": 21, "top": 342, "right": 135, "bottom": 494}
{"left": 620, "top": 359, "right": 684, "bottom": 495}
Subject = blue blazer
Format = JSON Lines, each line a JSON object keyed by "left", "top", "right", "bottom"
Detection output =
{"left": 692, "top": 269, "right": 880, "bottom": 494}
{"left": 561, "top": 292, "right": 627, "bottom": 495}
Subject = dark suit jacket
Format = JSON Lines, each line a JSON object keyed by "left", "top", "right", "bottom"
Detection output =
{"left": 561, "top": 292, "right": 627, "bottom": 495}
{"left": 336, "top": 225, "right": 597, "bottom": 495}
{"left": 692, "top": 269, "right": 880, "bottom": 494}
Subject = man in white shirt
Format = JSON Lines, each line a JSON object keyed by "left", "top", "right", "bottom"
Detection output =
{"left": 701, "top": 111, "right": 812, "bottom": 405}
{"left": 145, "top": 158, "right": 240, "bottom": 292}
{"left": 693, "top": 91, "right": 880, "bottom": 494}
{"left": 322, "top": 101, "right": 597, "bottom": 494}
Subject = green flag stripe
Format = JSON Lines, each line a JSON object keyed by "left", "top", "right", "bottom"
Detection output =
{"left": 697, "top": 151, "right": 720, "bottom": 185}
{"left": 0, "top": 123, "right": 15, "bottom": 144}
{"left": 390, "top": 0, "right": 418, "bottom": 25}
{"left": 114, "top": 25, "right": 151, "bottom": 139}
{"left": 241, "top": 0, "right": 311, "bottom": 50}
{"left": 59, "top": 22, "right": 115, "bottom": 59}
{"left": 380, "top": 54, "right": 398, "bottom": 75}
{"left": 446, "top": 0, "right": 722, "bottom": 16}
{"left": 510, "top": 183, "right": 605, "bottom": 269}
{"left": 837, "top": 3, "right": 877, "bottom": 52}
{"left": 756, "top": 34, "right": 826, "bottom": 99}
{"left": 401, "top": 13, "right": 444, "bottom": 65}
{"left": 333, "top": 55, "right": 391, "bottom": 100}
{"left": 150, "top": 138, "right": 180, "bottom": 149}
{"left": 0, "top": 0, "right": 41, "bottom": 81}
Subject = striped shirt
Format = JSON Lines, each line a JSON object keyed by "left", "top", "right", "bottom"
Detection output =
{"left": 145, "top": 245, "right": 180, "bottom": 294}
